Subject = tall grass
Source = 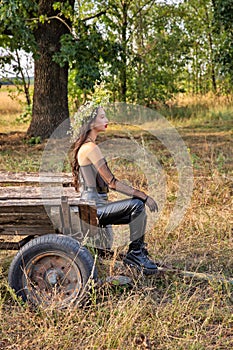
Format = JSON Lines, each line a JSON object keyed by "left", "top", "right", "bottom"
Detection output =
{"left": 0, "top": 91, "right": 233, "bottom": 349}
{"left": 162, "top": 93, "right": 233, "bottom": 131}
{"left": 0, "top": 87, "right": 30, "bottom": 133}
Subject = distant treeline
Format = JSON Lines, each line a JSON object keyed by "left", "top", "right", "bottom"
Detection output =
{"left": 0, "top": 77, "right": 34, "bottom": 86}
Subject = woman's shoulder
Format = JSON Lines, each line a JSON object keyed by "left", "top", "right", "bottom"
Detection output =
{"left": 80, "top": 141, "right": 98, "bottom": 152}
{"left": 78, "top": 142, "right": 102, "bottom": 165}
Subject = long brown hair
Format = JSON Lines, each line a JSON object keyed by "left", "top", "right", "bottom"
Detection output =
{"left": 72, "top": 106, "right": 99, "bottom": 192}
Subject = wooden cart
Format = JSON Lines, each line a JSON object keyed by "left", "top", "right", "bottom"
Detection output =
{"left": 0, "top": 171, "right": 103, "bottom": 308}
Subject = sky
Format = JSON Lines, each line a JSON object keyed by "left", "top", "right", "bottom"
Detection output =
{"left": 0, "top": 49, "right": 34, "bottom": 79}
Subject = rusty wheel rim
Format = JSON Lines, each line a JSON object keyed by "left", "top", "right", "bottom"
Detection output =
{"left": 23, "top": 251, "right": 83, "bottom": 307}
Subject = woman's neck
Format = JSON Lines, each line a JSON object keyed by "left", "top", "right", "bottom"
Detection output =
{"left": 87, "top": 131, "right": 97, "bottom": 143}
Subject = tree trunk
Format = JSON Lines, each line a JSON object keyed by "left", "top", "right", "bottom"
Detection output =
{"left": 28, "top": 52, "right": 69, "bottom": 139}
{"left": 27, "top": 0, "right": 74, "bottom": 139}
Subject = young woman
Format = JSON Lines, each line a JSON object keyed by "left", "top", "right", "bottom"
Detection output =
{"left": 72, "top": 104, "right": 158, "bottom": 275}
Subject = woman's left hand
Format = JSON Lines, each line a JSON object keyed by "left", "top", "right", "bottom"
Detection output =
{"left": 145, "top": 196, "right": 158, "bottom": 212}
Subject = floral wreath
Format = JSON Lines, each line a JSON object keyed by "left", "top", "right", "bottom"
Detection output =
{"left": 73, "top": 96, "right": 110, "bottom": 127}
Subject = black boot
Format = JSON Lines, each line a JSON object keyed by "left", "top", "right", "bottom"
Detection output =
{"left": 123, "top": 239, "right": 158, "bottom": 275}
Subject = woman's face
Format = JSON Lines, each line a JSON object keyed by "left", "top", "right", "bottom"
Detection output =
{"left": 92, "top": 107, "right": 108, "bottom": 132}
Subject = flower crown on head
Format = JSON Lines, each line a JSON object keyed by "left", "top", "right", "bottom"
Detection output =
{"left": 74, "top": 96, "right": 109, "bottom": 127}
{"left": 78, "top": 101, "right": 99, "bottom": 126}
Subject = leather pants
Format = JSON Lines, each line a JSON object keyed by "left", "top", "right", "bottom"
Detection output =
{"left": 97, "top": 198, "right": 147, "bottom": 242}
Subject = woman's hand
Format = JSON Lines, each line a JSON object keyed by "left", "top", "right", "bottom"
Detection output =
{"left": 145, "top": 196, "right": 158, "bottom": 212}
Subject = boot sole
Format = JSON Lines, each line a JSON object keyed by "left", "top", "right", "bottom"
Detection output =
{"left": 123, "top": 258, "right": 158, "bottom": 275}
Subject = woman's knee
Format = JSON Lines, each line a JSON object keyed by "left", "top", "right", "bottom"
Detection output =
{"left": 131, "top": 198, "right": 146, "bottom": 216}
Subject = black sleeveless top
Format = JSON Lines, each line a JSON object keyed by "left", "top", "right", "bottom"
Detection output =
{"left": 80, "top": 163, "right": 108, "bottom": 193}
{"left": 79, "top": 162, "right": 109, "bottom": 203}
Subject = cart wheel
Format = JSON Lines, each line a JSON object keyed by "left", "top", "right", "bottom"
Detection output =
{"left": 8, "top": 234, "right": 97, "bottom": 308}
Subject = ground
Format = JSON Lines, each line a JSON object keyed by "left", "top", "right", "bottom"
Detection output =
{"left": 0, "top": 92, "right": 233, "bottom": 349}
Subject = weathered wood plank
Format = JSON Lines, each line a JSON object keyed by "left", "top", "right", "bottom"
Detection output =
{"left": 78, "top": 203, "right": 98, "bottom": 237}
{"left": 0, "top": 225, "right": 55, "bottom": 235}
{"left": 0, "top": 186, "right": 78, "bottom": 199}
{"left": 0, "top": 202, "right": 82, "bottom": 236}
{"left": 0, "top": 236, "right": 34, "bottom": 250}
{"left": 0, "top": 198, "right": 81, "bottom": 207}
{"left": 0, "top": 204, "right": 47, "bottom": 213}
{"left": 0, "top": 171, "right": 73, "bottom": 184}
{"left": 0, "top": 213, "right": 52, "bottom": 224}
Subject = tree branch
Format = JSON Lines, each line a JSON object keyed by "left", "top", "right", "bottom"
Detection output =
{"left": 81, "top": 9, "right": 108, "bottom": 22}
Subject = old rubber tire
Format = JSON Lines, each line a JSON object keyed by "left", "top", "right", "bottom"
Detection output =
{"left": 8, "top": 234, "right": 97, "bottom": 308}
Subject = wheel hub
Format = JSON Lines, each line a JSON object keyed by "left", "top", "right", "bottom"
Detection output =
{"left": 45, "top": 268, "right": 62, "bottom": 286}
{"left": 24, "top": 252, "right": 83, "bottom": 306}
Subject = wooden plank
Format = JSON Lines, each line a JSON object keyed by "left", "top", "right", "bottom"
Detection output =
{"left": 0, "top": 186, "right": 78, "bottom": 199}
{"left": 78, "top": 203, "right": 98, "bottom": 237}
{"left": 0, "top": 236, "right": 33, "bottom": 250}
{"left": 0, "top": 197, "right": 81, "bottom": 207}
{"left": 0, "top": 212, "right": 51, "bottom": 224}
{"left": 0, "top": 242, "right": 26, "bottom": 250}
{"left": 0, "top": 225, "right": 55, "bottom": 235}
{"left": 0, "top": 171, "right": 73, "bottom": 185}
{"left": 0, "top": 204, "right": 47, "bottom": 213}
{"left": 0, "top": 209, "right": 54, "bottom": 226}
{"left": 0, "top": 203, "right": 82, "bottom": 237}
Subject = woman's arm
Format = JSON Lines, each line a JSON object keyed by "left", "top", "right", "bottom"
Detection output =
{"left": 86, "top": 144, "right": 158, "bottom": 212}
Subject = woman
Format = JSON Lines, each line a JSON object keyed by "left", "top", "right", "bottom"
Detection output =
{"left": 72, "top": 104, "right": 158, "bottom": 275}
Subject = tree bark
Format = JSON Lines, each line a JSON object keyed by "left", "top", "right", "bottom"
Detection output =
{"left": 27, "top": 0, "right": 74, "bottom": 139}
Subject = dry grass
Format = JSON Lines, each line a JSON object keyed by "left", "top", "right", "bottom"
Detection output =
{"left": 0, "top": 93, "right": 233, "bottom": 349}
{"left": 160, "top": 93, "right": 233, "bottom": 132}
{"left": 0, "top": 87, "right": 30, "bottom": 133}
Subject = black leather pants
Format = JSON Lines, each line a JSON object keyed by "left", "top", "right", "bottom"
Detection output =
{"left": 97, "top": 198, "right": 147, "bottom": 242}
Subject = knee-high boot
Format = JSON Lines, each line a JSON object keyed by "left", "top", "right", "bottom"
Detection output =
{"left": 124, "top": 203, "right": 158, "bottom": 275}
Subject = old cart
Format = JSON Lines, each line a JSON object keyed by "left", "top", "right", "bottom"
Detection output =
{"left": 0, "top": 171, "right": 103, "bottom": 308}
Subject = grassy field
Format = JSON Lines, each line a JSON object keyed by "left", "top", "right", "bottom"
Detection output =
{"left": 0, "top": 89, "right": 232, "bottom": 349}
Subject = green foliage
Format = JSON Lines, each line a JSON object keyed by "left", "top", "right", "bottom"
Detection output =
{"left": 213, "top": 0, "right": 233, "bottom": 84}
{"left": 213, "top": 0, "right": 233, "bottom": 30}
{"left": 1, "top": 0, "right": 233, "bottom": 117}
{"left": 54, "top": 29, "right": 102, "bottom": 91}
{"left": 0, "top": 0, "right": 37, "bottom": 109}
{"left": 27, "top": 136, "right": 41, "bottom": 145}
{"left": 17, "top": 105, "right": 32, "bottom": 124}
{"left": 0, "top": 0, "right": 38, "bottom": 53}
{"left": 54, "top": 19, "right": 121, "bottom": 97}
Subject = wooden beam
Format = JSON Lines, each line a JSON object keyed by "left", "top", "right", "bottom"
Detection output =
{"left": 61, "top": 196, "right": 72, "bottom": 234}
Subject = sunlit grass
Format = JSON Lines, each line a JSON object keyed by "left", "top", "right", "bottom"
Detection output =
{"left": 0, "top": 113, "right": 29, "bottom": 133}
{"left": 162, "top": 92, "right": 233, "bottom": 130}
{"left": 0, "top": 87, "right": 30, "bottom": 133}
